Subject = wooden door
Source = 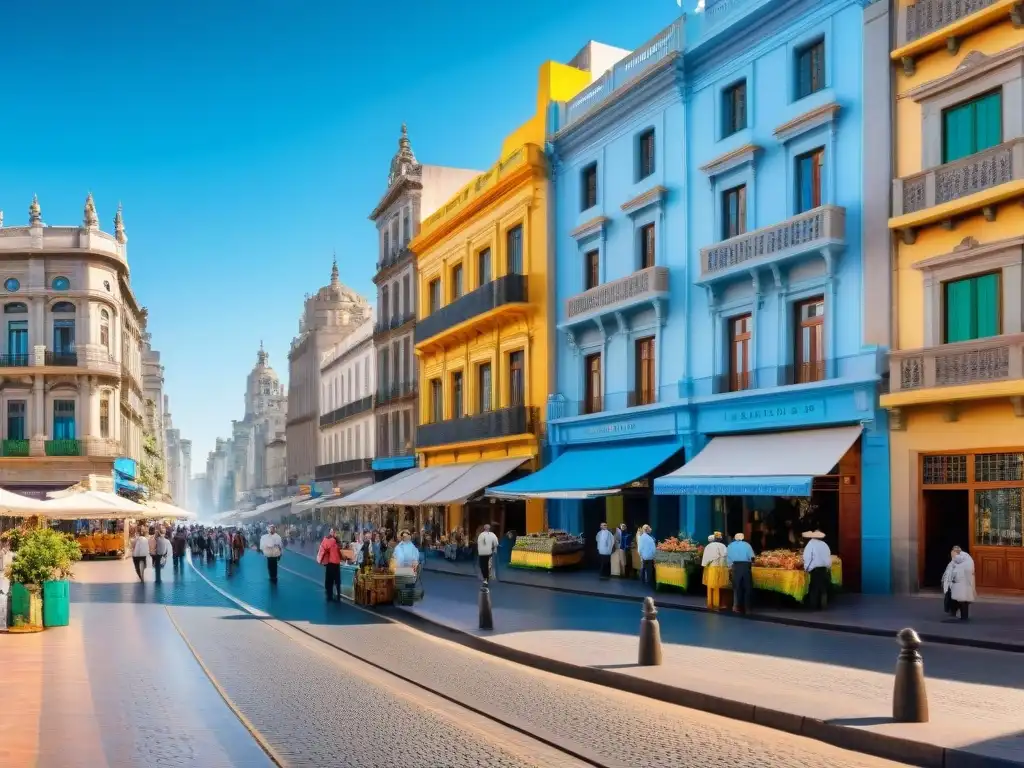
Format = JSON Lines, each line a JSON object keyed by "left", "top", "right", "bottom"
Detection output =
{"left": 837, "top": 439, "right": 862, "bottom": 592}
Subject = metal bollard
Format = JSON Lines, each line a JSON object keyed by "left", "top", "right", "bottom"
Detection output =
{"left": 638, "top": 596, "right": 663, "bottom": 666}
{"left": 478, "top": 581, "right": 494, "bottom": 630}
{"left": 892, "top": 627, "right": 929, "bottom": 723}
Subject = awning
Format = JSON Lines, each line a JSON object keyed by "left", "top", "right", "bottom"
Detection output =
{"left": 334, "top": 458, "right": 527, "bottom": 507}
{"left": 333, "top": 468, "right": 423, "bottom": 507}
{"left": 488, "top": 440, "right": 685, "bottom": 499}
{"left": 653, "top": 425, "right": 862, "bottom": 497}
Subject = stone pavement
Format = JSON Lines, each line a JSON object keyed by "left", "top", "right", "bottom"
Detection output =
{"left": 0, "top": 558, "right": 272, "bottom": 768}
{"left": 202, "top": 549, "right": 910, "bottom": 768}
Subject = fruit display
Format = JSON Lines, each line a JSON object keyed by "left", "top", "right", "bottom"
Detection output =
{"left": 513, "top": 530, "right": 583, "bottom": 555}
{"left": 753, "top": 549, "right": 804, "bottom": 570}
{"left": 654, "top": 535, "right": 703, "bottom": 567}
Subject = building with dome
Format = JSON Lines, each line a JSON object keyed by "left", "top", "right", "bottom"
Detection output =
{"left": 286, "top": 260, "right": 371, "bottom": 483}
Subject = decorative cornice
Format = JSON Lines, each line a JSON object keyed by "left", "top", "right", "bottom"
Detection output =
{"left": 621, "top": 185, "right": 668, "bottom": 216}
{"left": 699, "top": 143, "right": 762, "bottom": 179}
{"left": 570, "top": 216, "right": 609, "bottom": 242}
{"left": 906, "top": 44, "right": 1024, "bottom": 103}
{"left": 773, "top": 102, "right": 841, "bottom": 144}
{"left": 912, "top": 234, "right": 1024, "bottom": 272}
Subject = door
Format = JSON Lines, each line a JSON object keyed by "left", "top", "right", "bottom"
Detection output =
{"left": 922, "top": 489, "right": 969, "bottom": 588}
{"left": 7, "top": 321, "right": 27, "bottom": 364}
{"left": 53, "top": 320, "right": 75, "bottom": 355}
{"left": 581, "top": 497, "right": 605, "bottom": 568}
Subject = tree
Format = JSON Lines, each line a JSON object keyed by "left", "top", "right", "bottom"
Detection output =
{"left": 4, "top": 526, "right": 81, "bottom": 586}
{"left": 138, "top": 431, "right": 165, "bottom": 493}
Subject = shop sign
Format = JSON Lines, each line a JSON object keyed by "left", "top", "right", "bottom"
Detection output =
{"left": 676, "top": 481, "right": 811, "bottom": 496}
{"left": 583, "top": 422, "right": 637, "bottom": 436}
{"left": 722, "top": 400, "right": 824, "bottom": 427}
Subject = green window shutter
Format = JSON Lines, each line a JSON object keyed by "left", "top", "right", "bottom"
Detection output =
{"left": 942, "top": 102, "right": 976, "bottom": 163}
{"left": 974, "top": 273, "right": 1000, "bottom": 339}
{"left": 945, "top": 278, "right": 976, "bottom": 343}
{"left": 973, "top": 91, "right": 1002, "bottom": 153}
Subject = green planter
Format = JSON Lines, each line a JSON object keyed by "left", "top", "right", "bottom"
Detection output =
{"left": 10, "top": 583, "right": 43, "bottom": 628}
{"left": 42, "top": 579, "right": 70, "bottom": 627}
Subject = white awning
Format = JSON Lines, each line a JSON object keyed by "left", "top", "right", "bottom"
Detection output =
{"left": 654, "top": 425, "right": 862, "bottom": 497}
{"left": 391, "top": 458, "right": 528, "bottom": 506}
{"left": 333, "top": 468, "right": 425, "bottom": 507}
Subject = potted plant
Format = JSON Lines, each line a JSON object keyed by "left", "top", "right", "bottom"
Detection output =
{"left": 4, "top": 526, "right": 81, "bottom": 632}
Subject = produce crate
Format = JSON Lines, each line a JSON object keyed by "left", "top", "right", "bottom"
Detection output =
{"left": 655, "top": 563, "right": 691, "bottom": 592}
{"left": 509, "top": 549, "right": 584, "bottom": 570}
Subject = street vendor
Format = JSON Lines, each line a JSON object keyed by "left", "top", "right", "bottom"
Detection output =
{"left": 802, "top": 530, "right": 831, "bottom": 611}
{"left": 701, "top": 532, "right": 729, "bottom": 610}
{"left": 393, "top": 530, "right": 419, "bottom": 572}
{"left": 726, "top": 532, "right": 755, "bottom": 615}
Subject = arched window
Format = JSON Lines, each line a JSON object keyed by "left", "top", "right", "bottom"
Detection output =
{"left": 51, "top": 276, "right": 70, "bottom": 291}
{"left": 99, "top": 393, "right": 110, "bottom": 438}
{"left": 51, "top": 301, "right": 75, "bottom": 313}
{"left": 4, "top": 302, "right": 27, "bottom": 314}
{"left": 100, "top": 309, "right": 110, "bottom": 350}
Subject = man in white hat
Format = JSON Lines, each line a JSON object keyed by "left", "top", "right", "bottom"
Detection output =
{"left": 802, "top": 530, "right": 831, "bottom": 610}
{"left": 726, "top": 532, "right": 755, "bottom": 614}
{"left": 701, "top": 532, "right": 729, "bottom": 610}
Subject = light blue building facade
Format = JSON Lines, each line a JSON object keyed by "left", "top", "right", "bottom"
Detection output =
{"left": 491, "top": 0, "right": 895, "bottom": 593}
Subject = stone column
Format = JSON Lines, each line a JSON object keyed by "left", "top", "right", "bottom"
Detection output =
{"left": 30, "top": 375, "right": 45, "bottom": 457}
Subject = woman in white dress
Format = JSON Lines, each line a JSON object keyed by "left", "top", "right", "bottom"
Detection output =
{"left": 941, "top": 546, "right": 976, "bottom": 621}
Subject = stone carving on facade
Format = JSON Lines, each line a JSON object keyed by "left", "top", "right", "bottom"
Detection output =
{"left": 387, "top": 124, "right": 422, "bottom": 188}
{"left": 954, "top": 236, "right": 980, "bottom": 252}
{"left": 29, "top": 195, "right": 41, "bottom": 225}
{"left": 114, "top": 202, "right": 127, "bottom": 244}
{"left": 83, "top": 192, "right": 99, "bottom": 230}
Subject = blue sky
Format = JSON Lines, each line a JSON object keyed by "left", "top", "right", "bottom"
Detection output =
{"left": 0, "top": 0, "right": 679, "bottom": 473}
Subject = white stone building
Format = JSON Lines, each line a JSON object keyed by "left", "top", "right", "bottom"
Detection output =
{"left": 286, "top": 260, "right": 371, "bottom": 484}
{"left": 318, "top": 310, "right": 375, "bottom": 493}
{"left": 369, "top": 126, "right": 479, "bottom": 474}
{"left": 0, "top": 195, "right": 152, "bottom": 497}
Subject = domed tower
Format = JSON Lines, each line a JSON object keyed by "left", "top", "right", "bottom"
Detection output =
{"left": 245, "top": 341, "right": 283, "bottom": 420}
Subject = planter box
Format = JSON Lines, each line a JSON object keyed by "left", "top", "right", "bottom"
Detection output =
{"left": 43, "top": 579, "right": 70, "bottom": 627}
{"left": 10, "top": 583, "right": 43, "bottom": 630}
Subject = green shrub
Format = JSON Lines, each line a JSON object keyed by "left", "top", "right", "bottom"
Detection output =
{"left": 4, "top": 527, "right": 82, "bottom": 585}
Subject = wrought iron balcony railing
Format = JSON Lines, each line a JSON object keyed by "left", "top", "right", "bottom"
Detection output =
{"left": 1, "top": 439, "right": 29, "bottom": 457}
{"left": 376, "top": 381, "right": 418, "bottom": 406}
{"left": 0, "top": 354, "right": 30, "bottom": 368}
{"left": 314, "top": 458, "right": 374, "bottom": 482}
{"left": 45, "top": 439, "right": 82, "bottom": 457}
{"left": 888, "top": 334, "right": 1024, "bottom": 393}
{"left": 373, "top": 310, "right": 416, "bottom": 337}
{"left": 45, "top": 350, "right": 78, "bottom": 366}
{"left": 417, "top": 405, "right": 536, "bottom": 449}
{"left": 415, "top": 274, "right": 528, "bottom": 345}
{"left": 319, "top": 395, "right": 374, "bottom": 428}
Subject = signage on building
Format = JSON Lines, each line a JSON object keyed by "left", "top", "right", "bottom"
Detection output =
{"left": 722, "top": 400, "right": 824, "bottom": 426}
{"left": 583, "top": 422, "right": 637, "bottom": 436}
{"left": 669, "top": 481, "right": 811, "bottom": 497}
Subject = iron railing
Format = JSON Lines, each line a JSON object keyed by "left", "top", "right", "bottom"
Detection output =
{"left": 415, "top": 274, "right": 528, "bottom": 345}
{"left": 314, "top": 458, "right": 374, "bottom": 481}
{"left": 45, "top": 439, "right": 81, "bottom": 457}
{"left": 417, "top": 405, "right": 536, "bottom": 449}
{"left": 319, "top": 395, "right": 374, "bottom": 428}
{"left": 1, "top": 439, "right": 29, "bottom": 457}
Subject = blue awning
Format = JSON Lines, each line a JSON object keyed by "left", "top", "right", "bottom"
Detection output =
{"left": 654, "top": 475, "right": 813, "bottom": 497}
{"left": 487, "top": 440, "right": 685, "bottom": 499}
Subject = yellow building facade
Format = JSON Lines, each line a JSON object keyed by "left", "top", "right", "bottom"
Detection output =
{"left": 883, "top": 2, "right": 1024, "bottom": 593}
{"left": 409, "top": 62, "right": 593, "bottom": 538}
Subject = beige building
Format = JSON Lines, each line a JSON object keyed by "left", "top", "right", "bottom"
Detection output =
{"left": 286, "top": 259, "right": 371, "bottom": 484}
{"left": 318, "top": 310, "right": 375, "bottom": 493}
{"left": 368, "top": 126, "right": 479, "bottom": 473}
{"left": 0, "top": 195, "right": 150, "bottom": 497}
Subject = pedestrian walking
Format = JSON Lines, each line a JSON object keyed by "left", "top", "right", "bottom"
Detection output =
{"left": 151, "top": 529, "right": 171, "bottom": 584}
{"left": 726, "top": 532, "right": 755, "bottom": 614}
{"left": 637, "top": 525, "right": 656, "bottom": 587}
{"left": 171, "top": 527, "right": 187, "bottom": 572}
{"left": 476, "top": 524, "right": 499, "bottom": 583}
{"left": 260, "top": 524, "right": 283, "bottom": 583}
{"left": 596, "top": 522, "right": 614, "bottom": 580}
{"left": 801, "top": 530, "right": 832, "bottom": 611}
{"left": 942, "top": 545, "right": 976, "bottom": 621}
{"left": 231, "top": 529, "right": 246, "bottom": 564}
{"left": 317, "top": 528, "right": 342, "bottom": 601}
{"left": 615, "top": 523, "right": 633, "bottom": 579}
{"left": 701, "top": 532, "right": 729, "bottom": 610}
{"left": 131, "top": 526, "right": 149, "bottom": 582}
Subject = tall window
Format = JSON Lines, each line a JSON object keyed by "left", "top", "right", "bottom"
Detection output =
{"left": 451, "top": 371, "right": 464, "bottom": 418}
{"left": 639, "top": 223, "right": 655, "bottom": 270}
{"left": 403, "top": 274, "right": 411, "bottom": 317}
{"left": 7, "top": 401, "right": 26, "bottom": 440}
{"left": 381, "top": 285, "right": 390, "bottom": 322}
{"left": 638, "top": 129, "right": 656, "bottom": 180}
{"left": 478, "top": 248, "right": 492, "bottom": 286}
{"left": 506, "top": 225, "right": 523, "bottom": 275}
{"left": 451, "top": 263, "right": 464, "bottom": 299}
{"left": 634, "top": 336, "right": 655, "bottom": 406}
{"left": 100, "top": 309, "right": 110, "bottom": 350}
{"left": 796, "top": 39, "right": 825, "bottom": 99}
{"left": 730, "top": 314, "right": 752, "bottom": 392}
{"left": 584, "top": 353, "right": 602, "bottom": 414}
{"left": 581, "top": 163, "right": 598, "bottom": 211}
{"left": 402, "top": 410, "right": 413, "bottom": 452}
{"left": 796, "top": 148, "right": 824, "bottom": 214}
{"left": 795, "top": 297, "right": 825, "bottom": 383}
{"left": 355, "top": 426, "right": 361, "bottom": 458}
{"left": 585, "top": 249, "right": 600, "bottom": 290}
{"left": 478, "top": 363, "right": 492, "bottom": 413}
{"left": 722, "top": 185, "right": 747, "bottom": 239}
{"left": 402, "top": 209, "right": 411, "bottom": 243}
{"left": 722, "top": 80, "right": 747, "bottom": 137}
{"left": 392, "top": 281, "right": 400, "bottom": 319}
{"left": 53, "top": 400, "right": 76, "bottom": 440}
{"left": 391, "top": 341, "right": 400, "bottom": 387}
{"left": 509, "top": 350, "right": 525, "bottom": 407}
{"left": 402, "top": 337, "right": 411, "bottom": 384}
{"left": 100, "top": 394, "right": 110, "bottom": 438}
{"left": 428, "top": 279, "right": 441, "bottom": 313}
{"left": 942, "top": 91, "right": 1002, "bottom": 164}
{"left": 380, "top": 347, "right": 390, "bottom": 391}
{"left": 944, "top": 273, "right": 1000, "bottom": 343}
{"left": 383, "top": 229, "right": 390, "bottom": 260}
{"left": 390, "top": 417, "right": 399, "bottom": 455}
{"left": 7, "top": 319, "right": 27, "bottom": 364}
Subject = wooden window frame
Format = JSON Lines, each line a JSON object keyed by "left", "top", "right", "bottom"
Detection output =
{"left": 581, "top": 163, "right": 598, "bottom": 211}
{"left": 796, "top": 38, "right": 825, "bottom": 100}
{"left": 639, "top": 223, "right": 656, "bottom": 270}
{"left": 942, "top": 270, "right": 1002, "bottom": 344}
{"left": 722, "top": 184, "right": 747, "bottom": 240}
{"left": 451, "top": 263, "right": 464, "bottom": 300}
{"left": 477, "top": 362, "right": 493, "bottom": 413}
{"left": 428, "top": 278, "right": 441, "bottom": 314}
{"left": 584, "top": 249, "right": 600, "bottom": 291}
{"left": 508, "top": 350, "right": 525, "bottom": 408}
{"left": 634, "top": 336, "right": 656, "bottom": 406}
{"left": 584, "top": 352, "right": 602, "bottom": 415}
{"left": 478, "top": 248, "right": 492, "bottom": 287}
{"left": 729, "top": 314, "right": 752, "bottom": 392}
{"left": 638, "top": 129, "right": 656, "bottom": 180}
{"left": 795, "top": 147, "right": 824, "bottom": 214}
{"left": 450, "top": 370, "right": 464, "bottom": 420}
{"left": 794, "top": 296, "right": 826, "bottom": 384}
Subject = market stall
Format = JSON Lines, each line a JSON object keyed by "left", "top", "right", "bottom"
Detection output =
{"left": 354, "top": 569, "right": 394, "bottom": 606}
{"left": 509, "top": 530, "right": 584, "bottom": 570}
{"left": 654, "top": 536, "right": 703, "bottom": 592}
{"left": 749, "top": 550, "right": 843, "bottom": 603}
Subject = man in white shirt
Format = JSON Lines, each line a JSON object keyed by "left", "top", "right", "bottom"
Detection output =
{"left": 152, "top": 529, "right": 171, "bottom": 585}
{"left": 596, "top": 522, "right": 614, "bottom": 580}
{"left": 637, "top": 525, "right": 656, "bottom": 588}
{"left": 260, "top": 524, "right": 284, "bottom": 584}
{"left": 802, "top": 530, "right": 832, "bottom": 611}
{"left": 476, "top": 525, "right": 499, "bottom": 583}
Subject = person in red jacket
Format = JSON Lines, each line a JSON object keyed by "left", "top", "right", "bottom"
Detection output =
{"left": 317, "top": 528, "right": 342, "bottom": 601}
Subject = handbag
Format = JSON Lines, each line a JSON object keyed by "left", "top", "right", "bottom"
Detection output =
{"left": 943, "top": 588, "right": 953, "bottom": 614}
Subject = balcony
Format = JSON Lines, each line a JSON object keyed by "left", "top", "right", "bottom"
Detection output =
{"left": 414, "top": 274, "right": 528, "bottom": 349}
{"left": 377, "top": 380, "right": 417, "bottom": 406}
{"left": 1, "top": 439, "right": 29, "bottom": 457}
{"left": 314, "top": 458, "right": 373, "bottom": 482}
{"left": 373, "top": 310, "right": 416, "bottom": 338}
{"left": 699, "top": 206, "right": 846, "bottom": 284}
{"left": 319, "top": 395, "right": 374, "bottom": 428}
{"left": 891, "top": 139, "right": 1024, "bottom": 238}
{"left": 894, "top": 0, "right": 1020, "bottom": 72}
{"left": 884, "top": 334, "right": 1024, "bottom": 407}
{"left": 0, "top": 354, "right": 30, "bottom": 368}
{"left": 417, "top": 405, "right": 537, "bottom": 450}
{"left": 561, "top": 266, "right": 669, "bottom": 331}
{"left": 376, "top": 246, "right": 412, "bottom": 275}
{"left": 45, "top": 350, "right": 78, "bottom": 366}
{"left": 45, "top": 439, "right": 82, "bottom": 457}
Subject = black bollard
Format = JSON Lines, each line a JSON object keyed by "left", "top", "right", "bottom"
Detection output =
{"left": 892, "top": 627, "right": 929, "bottom": 723}
{"left": 478, "top": 581, "right": 494, "bottom": 630}
{"left": 638, "top": 596, "right": 663, "bottom": 666}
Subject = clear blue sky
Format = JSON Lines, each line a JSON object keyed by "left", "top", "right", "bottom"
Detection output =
{"left": 0, "top": 0, "right": 679, "bottom": 474}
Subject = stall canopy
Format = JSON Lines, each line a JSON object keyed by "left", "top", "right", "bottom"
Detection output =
{"left": 146, "top": 500, "right": 198, "bottom": 520}
{"left": 39, "top": 490, "right": 150, "bottom": 519}
{"left": 336, "top": 458, "right": 527, "bottom": 507}
{"left": 0, "top": 489, "right": 48, "bottom": 516}
{"left": 487, "top": 441, "right": 686, "bottom": 500}
{"left": 653, "top": 425, "right": 863, "bottom": 497}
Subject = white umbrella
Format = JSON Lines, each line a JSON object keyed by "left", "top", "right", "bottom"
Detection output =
{"left": 146, "top": 500, "right": 197, "bottom": 520}
{"left": 39, "top": 490, "right": 149, "bottom": 520}
{"left": 0, "top": 489, "right": 48, "bottom": 517}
